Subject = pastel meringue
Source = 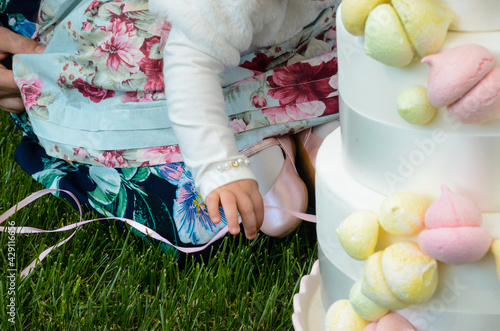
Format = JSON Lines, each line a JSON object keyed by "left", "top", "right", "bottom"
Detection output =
{"left": 337, "top": 210, "right": 380, "bottom": 260}
{"left": 419, "top": 227, "right": 492, "bottom": 265}
{"left": 378, "top": 191, "right": 432, "bottom": 236}
{"left": 364, "top": 4, "right": 414, "bottom": 67}
{"left": 423, "top": 44, "right": 495, "bottom": 107}
{"left": 375, "top": 312, "right": 416, "bottom": 331}
{"left": 397, "top": 85, "right": 438, "bottom": 125}
{"left": 392, "top": 0, "right": 453, "bottom": 58}
{"left": 325, "top": 299, "right": 370, "bottom": 331}
{"left": 447, "top": 67, "right": 500, "bottom": 124}
{"left": 362, "top": 310, "right": 418, "bottom": 330}
{"left": 349, "top": 280, "right": 389, "bottom": 321}
{"left": 419, "top": 185, "right": 492, "bottom": 265}
{"left": 341, "top": 0, "right": 390, "bottom": 36}
{"left": 361, "top": 251, "right": 409, "bottom": 310}
{"left": 362, "top": 323, "right": 378, "bottom": 331}
{"left": 424, "top": 185, "right": 482, "bottom": 229}
{"left": 381, "top": 242, "right": 438, "bottom": 304}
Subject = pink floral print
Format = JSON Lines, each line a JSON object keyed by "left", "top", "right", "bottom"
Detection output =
{"left": 72, "top": 78, "right": 116, "bottom": 103}
{"left": 228, "top": 119, "right": 248, "bottom": 133}
{"left": 263, "top": 101, "right": 326, "bottom": 125}
{"left": 16, "top": 75, "right": 44, "bottom": 110}
{"left": 267, "top": 60, "right": 338, "bottom": 106}
{"left": 251, "top": 91, "right": 268, "bottom": 108}
{"left": 93, "top": 150, "right": 129, "bottom": 168}
{"left": 94, "top": 21, "right": 143, "bottom": 75}
{"left": 135, "top": 145, "right": 183, "bottom": 166}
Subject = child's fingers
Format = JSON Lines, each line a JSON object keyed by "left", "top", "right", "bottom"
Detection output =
{"left": 205, "top": 193, "right": 222, "bottom": 224}
{"left": 219, "top": 191, "right": 240, "bottom": 236}
{"left": 236, "top": 195, "right": 258, "bottom": 240}
{"left": 251, "top": 190, "right": 265, "bottom": 230}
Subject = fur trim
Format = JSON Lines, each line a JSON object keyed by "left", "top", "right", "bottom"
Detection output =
{"left": 150, "top": 0, "right": 250, "bottom": 66}
{"left": 150, "top": 0, "right": 334, "bottom": 66}
{"left": 253, "top": 0, "right": 334, "bottom": 47}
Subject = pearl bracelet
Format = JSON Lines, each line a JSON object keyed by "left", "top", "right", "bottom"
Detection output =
{"left": 216, "top": 157, "right": 251, "bottom": 172}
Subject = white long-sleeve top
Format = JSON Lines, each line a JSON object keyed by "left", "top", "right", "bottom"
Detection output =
{"left": 149, "top": 0, "right": 333, "bottom": 199}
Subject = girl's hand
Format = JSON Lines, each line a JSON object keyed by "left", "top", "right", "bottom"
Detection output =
{"left": 205, "top": 179, "right": 264, "bottom": 240}
{"left": 0, "top": 27, "right": 45, "bottom": 113}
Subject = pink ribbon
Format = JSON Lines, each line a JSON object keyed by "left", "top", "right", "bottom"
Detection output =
{"left": 1, "top": 189, "right": 316, "bottom": 278}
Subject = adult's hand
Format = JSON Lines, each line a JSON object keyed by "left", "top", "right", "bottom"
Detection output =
{"left": 0, "top": 26, "right": 45, "bottom": 113}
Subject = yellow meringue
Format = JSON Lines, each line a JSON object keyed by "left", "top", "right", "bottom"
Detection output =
{"left": 381, "top": 242, "right": 438, "bottom": 304}
{"left": 364, "top": 4, "right": 414, "bottom": 67}
{"left": 378, "top": 191, "right": 432, "bottom": 236}
{"left": 324, "top": 299, "right": 370, "bottom": 331}
{"left": 341, "top": 0, "right": 390, "bottom": 36}
{"left": 336, "top": 210, "right": 380, "bottom": 260}
{"left": 361, "top": 251, "right": 409, "bottom": 310}
{"left": 492, "top": 239, "right": 500, "bottom": 282}
{"left": 397, "top": 85, "right": 437, "bottom": 125}
{"left": 392, "top": 0, "right": 453, "bottom": 57}
{"left": 349, "top": 279, "right": 389, "bottom": 321}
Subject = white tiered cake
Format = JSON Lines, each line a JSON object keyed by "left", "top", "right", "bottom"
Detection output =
{"left": 316, "top": 1, "right": 500, "bottom": 330}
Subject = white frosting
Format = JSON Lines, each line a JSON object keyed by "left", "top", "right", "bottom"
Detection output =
{"left": 436, "top": 0, "right": 500, "bottom": 31}
{"left": 317, "top": 130, "right": 500, "bottom": 330}
{"left": 337, "top": 4, "right": 500, "bottom": 212}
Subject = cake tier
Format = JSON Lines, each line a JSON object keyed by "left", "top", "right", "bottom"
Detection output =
{"left": 337, "top": 4, "right": 500, "bottom": 211}
{"left": 437, "top": 0, "right": 500, "bottom": 31}
{"left": 316, "top": 129, "right": 500, "bottom": 330}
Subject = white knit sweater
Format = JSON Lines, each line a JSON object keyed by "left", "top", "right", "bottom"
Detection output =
{"left": 149, "top": 0, "right": 334, "bottom": 199}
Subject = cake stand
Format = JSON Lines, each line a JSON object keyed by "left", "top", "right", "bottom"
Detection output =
{"left": 292, "top": 260, "right": 327, "bottom": 331}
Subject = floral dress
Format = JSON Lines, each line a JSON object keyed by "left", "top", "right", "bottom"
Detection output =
{"left": 9, "top": 0, "right": 340, "bottom": 258}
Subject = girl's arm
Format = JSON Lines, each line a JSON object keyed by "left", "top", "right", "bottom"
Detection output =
{"left": 162, "top": 26, "right": 263, "bottom": 238}
{"left": 163, "top": 26, "right": 257, "bottom": 202}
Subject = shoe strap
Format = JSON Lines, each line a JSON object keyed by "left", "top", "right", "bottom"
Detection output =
{"left": 241, "top": 136, "right": 298, "bottom": 169}
{"left": 240, "top": 138, "right": 280, "bottom": 157}
{"left": 1, "top": 189, "right": 316, "bottom": 278}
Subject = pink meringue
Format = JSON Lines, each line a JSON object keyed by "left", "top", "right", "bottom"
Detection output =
{"left": 420, "top": 185, "right": 491, "bottom": 265}
{"left": 424, "top": 185, "right": 482, "bottom": 229}
{"left": 362, "top": 323, "right": 378, "bottom": 331}
{"left": 447, "top": 67, "right": 500, "bottom": 124}
{"left": 375, "top": 312, "right": 416, "bottom": 331}
{"left": 418, "top": 227, "right": 492, "bottom": 265}
{"left": 423, "top": 44, "right": 494, "bottom": 107}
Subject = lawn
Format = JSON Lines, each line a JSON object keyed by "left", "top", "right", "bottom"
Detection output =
{"left": 0, "top": 111, "right": 318, "bottom": 330}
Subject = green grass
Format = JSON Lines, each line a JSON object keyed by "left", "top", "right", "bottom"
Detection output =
{"left": 0, "top": 111, "right": 318, "bottom": 330}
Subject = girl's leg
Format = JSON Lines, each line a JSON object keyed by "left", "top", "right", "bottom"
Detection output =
{"left": 312, "top": 119, "right": 340, "bottom": 140}
{"left": 248, "top": 145, "right": 284, "bottom": 196}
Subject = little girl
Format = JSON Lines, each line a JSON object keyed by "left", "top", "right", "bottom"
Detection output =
{"left": 4, "top": 0, "right": 340, "bottom": 258}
